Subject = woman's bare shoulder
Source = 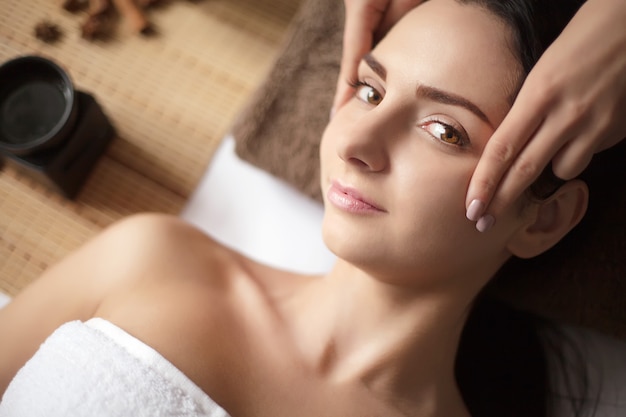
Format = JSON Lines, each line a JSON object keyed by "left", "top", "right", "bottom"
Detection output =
{"left": 94, "top": 213, "right": 315, "bottom": 326}
{"left": 0, "top": 212, "right": 310, "bottom": 397}
{"left": 1, "top": 213, "right": 231, "bottom": 345}
{"left": 0, "top": 213, "right": 208, "bottom": 391}
{"left": 89, "top": 213, "right": 247, "bottom": 304}
{"left": 92, "top": 214, "right": 314, "bottom": 401}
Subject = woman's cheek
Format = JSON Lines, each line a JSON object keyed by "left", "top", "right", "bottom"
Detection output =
{"left": 399, "top": 149, "right": 475, "bottom": 191}
{"left": 319, "top": 126, "right": 336, "bottom": 173}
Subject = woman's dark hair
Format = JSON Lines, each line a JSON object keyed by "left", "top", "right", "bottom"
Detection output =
{"left": 447, "top": 1, "right": 619, "bottom": 417}
{"left": 461, "top": 0, "right": 584, "bottom": 76}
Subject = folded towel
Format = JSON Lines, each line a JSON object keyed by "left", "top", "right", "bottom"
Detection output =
{"left": 0, "top": 319, "right": 230, "bottom": 417}
{"left": 231, "top": 0, "right": 344, "bottom": 202}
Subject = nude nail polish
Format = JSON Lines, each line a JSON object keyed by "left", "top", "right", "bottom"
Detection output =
{"left": 466, "top": 199, "right": 485, "bottom": 221}
{"left": 476, "top": 215, "right": 495, "bottom": 233}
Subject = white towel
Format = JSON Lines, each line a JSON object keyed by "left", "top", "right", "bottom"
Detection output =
{"left": 0, "top": 318, "right": 231, "bottom": 417}
{"left": 0, "top": 293, "right": 10, "bottom": 310}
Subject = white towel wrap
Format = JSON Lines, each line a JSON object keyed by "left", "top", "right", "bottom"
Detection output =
{"left": 2, "top": 317, "right": 624, "bottom": 416}
{"left": 0, "top": 318, "right": 231, "bottom": 417}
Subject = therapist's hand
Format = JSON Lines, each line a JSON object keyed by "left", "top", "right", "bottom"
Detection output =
{"left": 332, "top": 0, "right": 423, "bottom": 114}
{"left": 465, "top": 0, "right": 626, "bottom": 232}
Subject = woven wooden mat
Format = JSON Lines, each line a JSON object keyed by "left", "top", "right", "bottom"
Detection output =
{"left": 0, "top": 0, "right": 302, "bottom": 296}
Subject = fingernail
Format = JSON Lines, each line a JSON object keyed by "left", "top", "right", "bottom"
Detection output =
{"left": 476, "top": 215, "right": 495, "bottom": 233}
{"left": 329, "top": 107, "right": 336, "bottom": 120}
{"left": 466, "top": 199, "right": 485, "bottom": 221}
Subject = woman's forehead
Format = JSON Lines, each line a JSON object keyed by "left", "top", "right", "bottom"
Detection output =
{"left": 375, "top": 0, "right": 522, "bottom": 125}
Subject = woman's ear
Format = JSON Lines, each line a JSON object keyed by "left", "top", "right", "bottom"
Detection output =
{"left": 507, "top": 180, "right": 589, "bottom": 259}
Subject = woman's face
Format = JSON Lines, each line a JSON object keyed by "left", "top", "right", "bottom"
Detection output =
{"left": 320, "top": 0, "right": 529, "bottom": 287}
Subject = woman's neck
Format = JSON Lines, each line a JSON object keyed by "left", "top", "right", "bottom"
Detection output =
{"left": 281, "top": 260, "right": 477, "bottom": 415}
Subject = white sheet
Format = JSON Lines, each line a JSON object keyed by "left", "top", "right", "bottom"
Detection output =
{"left": 0, "top": 292, "right": 10, "bottom": 309}
{"left": 181, "top": 134, "right": 335, "bottom": 275}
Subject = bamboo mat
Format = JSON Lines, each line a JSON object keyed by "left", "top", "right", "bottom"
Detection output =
{"left": 0, "top": 0, "right": 302, "bottom": 296}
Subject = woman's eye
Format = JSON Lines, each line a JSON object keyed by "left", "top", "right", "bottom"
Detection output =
{"left": 421, "top": 121, "right": 466, "bottom": 146}
{"left": 355, "top": 84, "right": 383, "bottom": 105}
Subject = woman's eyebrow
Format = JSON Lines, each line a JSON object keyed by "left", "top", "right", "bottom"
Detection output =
{"left": 416, "top": 85, "right": 493, "bottom": 128}
{"left": 363, "top": 53, "right": 387, "bottom": 79}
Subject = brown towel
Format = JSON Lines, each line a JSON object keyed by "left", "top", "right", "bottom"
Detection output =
{"left": 231, "top": 0, "right": 626, "bottom": 339}
{"left": 231, "top": 0, "right": 343, "bottom": 202}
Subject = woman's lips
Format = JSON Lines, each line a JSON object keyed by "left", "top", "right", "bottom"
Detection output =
{"left": 327, "top": 181, "right": 386, "bottom": 214}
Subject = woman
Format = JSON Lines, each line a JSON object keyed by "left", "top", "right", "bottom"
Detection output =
{"left": 0, "top": 0, "right": 621, "bottom": 415}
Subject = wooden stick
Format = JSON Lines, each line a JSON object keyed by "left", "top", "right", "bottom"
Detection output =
{"left": 135, "top": 0, "right": 161, "bottom": 8}
{"left": 81, "top": 0, "right": 112, "bottom": 39}
{"left": 111, "top": 0, "right": 151, "bottom": 34}
{"left": 88, "top": 0, "right": 112, "bottom": 16}
{"left": 62, "top": 0, "right": 89, "bottom": 13}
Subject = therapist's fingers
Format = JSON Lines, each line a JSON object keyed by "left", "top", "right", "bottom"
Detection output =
{"left": 467, "top": 93, "right": 624, "bottom": 233}
{"left": 467, "top": 77, "right": 626, "bottom": 232}
{"left": 466, "top": 0, "right": 626, "bottom": 231}
{"left": 550, "top": 132, "right": 598, "bottom": 181}
{"left": 466, "top": 87, "right": 613, "bottom": 232}
{"left": 375, "top": 0, "right": 424, "bottom": 40}
{"left": 475, "top": 128, "right": 573, "bottom": 227}
{"left": 332, "top": 0, "right": 391, "bottom": 114}
{"left": 465, "top": 83, "right": 549, "bottom": 224}
{"left": 333, "top": 0, "right": 423, "bottom": 115}
{"left": 550, "top": 102, "right": 626, "bottom": 180}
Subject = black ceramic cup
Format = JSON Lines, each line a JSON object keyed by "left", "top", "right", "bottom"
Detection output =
{"left": 0, "top": 55, "right": 115, "bottom": 198}
{"left": 0, "top": 55, "right": 78, "bottom": 156}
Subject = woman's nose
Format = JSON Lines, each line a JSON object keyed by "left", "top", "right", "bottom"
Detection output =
{"left": 336, "top": 106, "right": 402, "bottom": 172}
